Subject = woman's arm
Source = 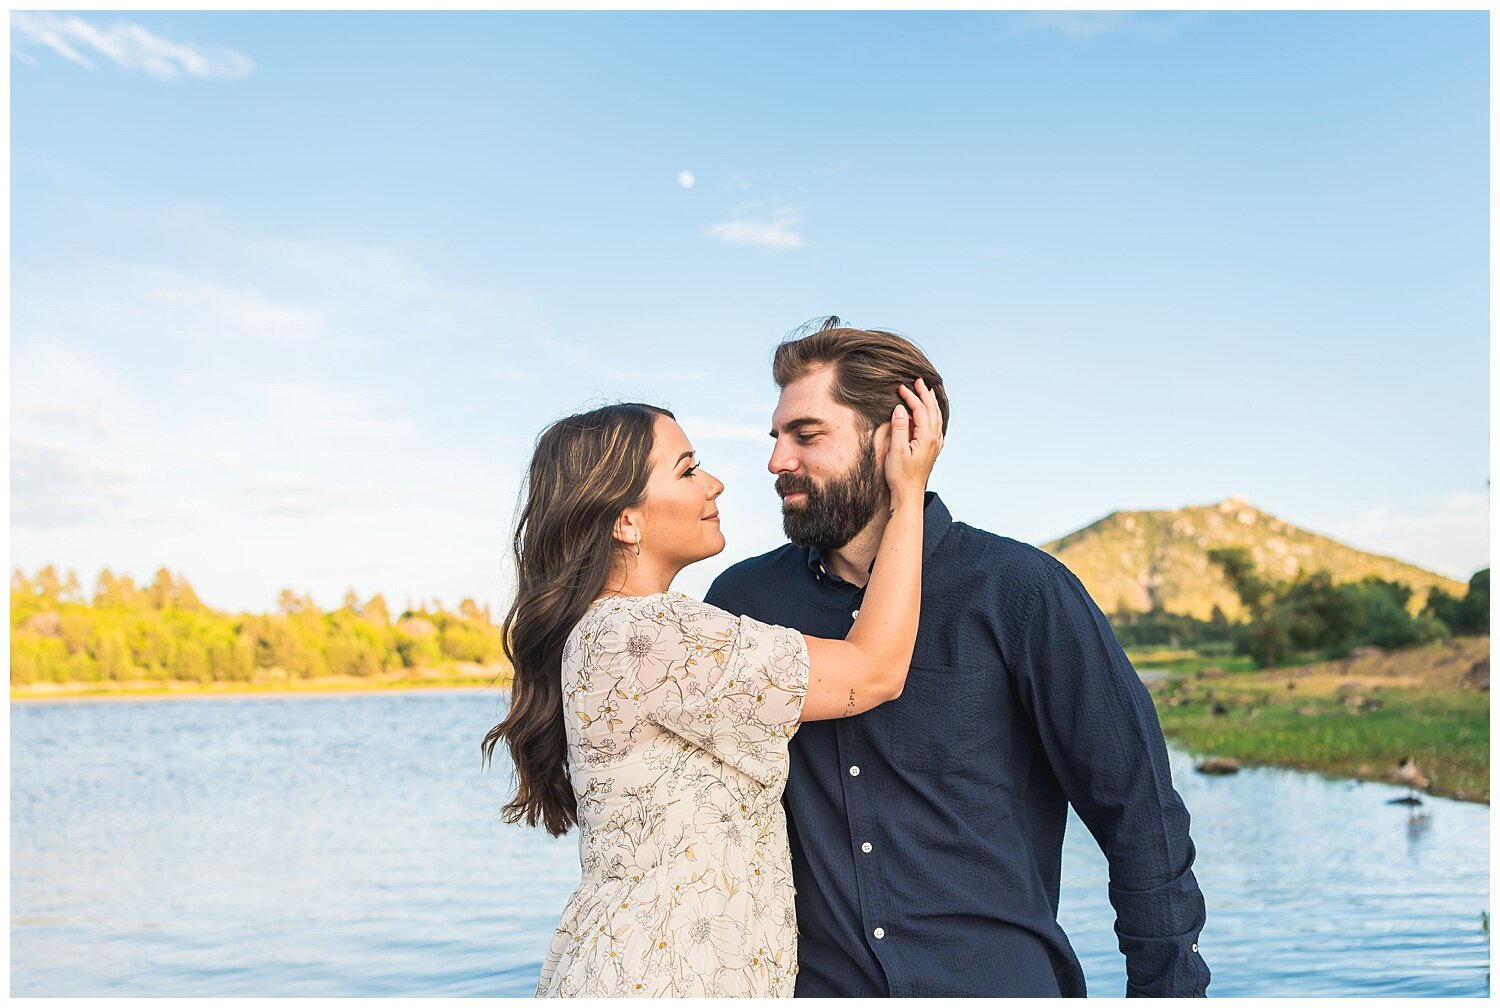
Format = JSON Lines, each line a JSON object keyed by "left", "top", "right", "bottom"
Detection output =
{"left": 801, "top": 378, "right": 942, "bottom": 722}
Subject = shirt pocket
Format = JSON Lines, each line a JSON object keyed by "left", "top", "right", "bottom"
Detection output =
{"left": 880, "top": 663, "right": 996, "bottom": 772}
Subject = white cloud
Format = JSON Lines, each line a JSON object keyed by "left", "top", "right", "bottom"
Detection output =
{"left": 998, "top": 11, "right": 1199, "bottom": 40}
{"left": 13, "top": 403, "right": 107, "bottom": 439}
{"left": 11, "top": 434, "right": 142, "bottom": 531}
{"left": 676, "top": 169, "right": 695, "bottom": 190}
{"left": 1005, "top": 12, "right": 1131, "bottom": 38}
{"left": 707, "top": 205, "right": 804, "bottom": 251}
{"left": 258, "top": 381, "right": 416, "bottom": 445}
{"left": 11, "top": 12, "right": 253, "bottom": 81}
{"left": 139, "top": 268, "right": 330, "bottom": 337}
{"left": 726, "top": 171, "right": 752, "bottom": 192}
{"left": 240, "top": 474, "right": 397, "bottom": 519}
{"left": 1323, "top": 490, "right": 1489, "bottom": 582}
{"left": 9, "top": 241, "right": 468, "bottom": 549}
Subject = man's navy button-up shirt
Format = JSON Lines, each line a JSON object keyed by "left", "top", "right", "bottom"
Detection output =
{"left": 705, "top": 493, "right": 1210, "bottom": 997}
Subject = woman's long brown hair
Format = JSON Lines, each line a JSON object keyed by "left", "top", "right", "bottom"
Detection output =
{"left": 482, "top": 403, "right": 673, "bottom": 837}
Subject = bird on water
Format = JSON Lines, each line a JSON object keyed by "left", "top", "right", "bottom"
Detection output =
{"left": 1386, "top": 756, "right": 1430, "bottom": 806}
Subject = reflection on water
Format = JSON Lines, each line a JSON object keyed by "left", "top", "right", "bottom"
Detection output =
{"left": 11, "top": 691, "right": 1490, "bottom": 996}
{"left": 1406, "top": 810, "right": 1433, "bottom": 843}
{"left": 1061, "top": 745, "right": 1489, "bottom": 997}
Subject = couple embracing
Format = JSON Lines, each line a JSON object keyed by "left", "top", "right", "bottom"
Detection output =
{"left": 486, "top": 318, "right": 1211, "bottom": 998}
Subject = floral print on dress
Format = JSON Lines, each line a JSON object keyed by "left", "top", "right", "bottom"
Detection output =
{"left": 536, "top": 592, "right": 809, "bottom": 998}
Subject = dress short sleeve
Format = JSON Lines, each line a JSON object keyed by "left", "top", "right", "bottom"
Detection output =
{"left": 586, "top": 593, "right": 809, "bottom": 789}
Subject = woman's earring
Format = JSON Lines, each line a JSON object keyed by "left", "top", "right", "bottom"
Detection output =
{"left": 634, "top": 537, "right": 641, "bottom": 557}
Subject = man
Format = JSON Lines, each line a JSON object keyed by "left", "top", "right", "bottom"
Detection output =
{"left": 705, "top": 318, "right": 1210, "bottom": 997}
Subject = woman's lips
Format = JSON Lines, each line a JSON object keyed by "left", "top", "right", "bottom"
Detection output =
{"left": 703, "top": 514, "right": 720, "bottom": 522}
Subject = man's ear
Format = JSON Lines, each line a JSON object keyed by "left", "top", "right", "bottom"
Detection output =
{"left": 871, "top": 420, "right": 892, "bottom": 470}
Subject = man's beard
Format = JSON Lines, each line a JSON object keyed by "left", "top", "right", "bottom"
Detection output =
{"left": 776, "top": 432, "right": 885, "bottom": 552}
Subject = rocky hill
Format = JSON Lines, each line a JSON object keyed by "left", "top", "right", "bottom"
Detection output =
{"left": 1041, "top": 496, "right": 1468, "bottom": 621}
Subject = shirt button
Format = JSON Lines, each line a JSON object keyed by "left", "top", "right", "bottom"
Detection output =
{"left": 849, "top": 765, "right": 860, "bottom": 777}
{"left": 873, "top": 927, "right": 885, "bottom": 940}
{"left": 851, "top": 608, "right": 860, "bottom": 619}
{"left": 861, "top": 842, "right": 872, "bottom": 853}
{"left": 1192, "top": 943, "right": 1199, "bottom": 953}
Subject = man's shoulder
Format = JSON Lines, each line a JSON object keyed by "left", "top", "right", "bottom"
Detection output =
{"left": 939, "top": 519, "right": 1066, "bottom": 590}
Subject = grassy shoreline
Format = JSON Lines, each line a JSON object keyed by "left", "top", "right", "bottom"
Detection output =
{"left": 1136, "top": 636, "right": 1490, "bottom": 805}
{"left": 11, "top": 664, "right": 514, "bottom": 703}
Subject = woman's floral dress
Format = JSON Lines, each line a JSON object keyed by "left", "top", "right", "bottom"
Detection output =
{"left": 536, "top": 592, "right": 810, "bottom": 998}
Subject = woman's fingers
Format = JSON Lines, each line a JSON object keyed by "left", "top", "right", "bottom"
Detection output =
{"left": 894, "top": 379, "right": 941, "bottom": 467}
{"left": 907, "top": 379, "right": 934, "bottom": 447}
{"left": 909, "top": 379, "right": 941, "bottom": 462}
{"left": 898, "top": 382, "right": 922, "bottom": 413}
{"left": 918, "top": 379, "right": 940, "bottom": 434}
{"left": 890, "top": 399, "right": 909, "bottom": 438}
{"left": 897, "top": 384, "right": 923, "bottom": 449}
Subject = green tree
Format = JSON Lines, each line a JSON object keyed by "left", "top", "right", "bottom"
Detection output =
{"left": 364, "top": 594, "right": 390, "bottom": 626}
{"left": 1423, "top": 568, "right": 1489, "bottom": 636}
{"left": 1208, "top": 547, "right": 1277, "bottom": 619}
{"left": 111, "top": 574, "right": 143, "bottom": 609}
{"left": 170, "top": 640, "right": 212, "bottom": 682}
{"left": 95, "top": 630, "right": 135, "bottom": 681}
{"left": 1462, "top": 568, "right": 1490, "bottom": 634}
{"left": 12, "top": 566, "right": 509, "bottom": 689}
{"left": 175, "top": 574, "right": 205, "bottom": 611}
{"left": 277, "top": 588, "right": 305, "bottom": 616}
{"left": 148, "top": 568, "right": 175, "bottom": 609}
{"left": 36, "top": 565, "right": 62, "bottom": 600}
{"left": 1208, "top": 552, "right": 1445, "bottom": 667}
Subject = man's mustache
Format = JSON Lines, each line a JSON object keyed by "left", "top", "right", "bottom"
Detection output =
{"left": 775, "top": 474, "right": 815, "bottom": 498}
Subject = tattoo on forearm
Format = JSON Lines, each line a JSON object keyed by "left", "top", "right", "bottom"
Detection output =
{"left": 843, "top": 688, "right": 856, "bottom": 716}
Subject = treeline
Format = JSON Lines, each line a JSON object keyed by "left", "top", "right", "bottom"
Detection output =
{"left": 1110, "top": 607, "right": 1239, "bottom": 653}
{"left": 1207, "top": 548, "right": 1488, "bottom": 668}
{"left": 1423, "top": 574, "right": 1490, "bottom": 637}
{"left": 10, "top": 566, "right": 509, "bottom": 686}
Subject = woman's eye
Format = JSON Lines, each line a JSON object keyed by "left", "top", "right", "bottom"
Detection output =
{"left": 683, "top": 465, "right": 699, "bottom": 478}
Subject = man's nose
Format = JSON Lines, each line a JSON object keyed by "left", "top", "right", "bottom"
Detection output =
{"left": 768, "top": 441, "right": 799, "bottom": 476}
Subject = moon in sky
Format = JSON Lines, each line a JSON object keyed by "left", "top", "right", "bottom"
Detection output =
{"left": 676, "top": 170, "right": 695, "bottom": 190}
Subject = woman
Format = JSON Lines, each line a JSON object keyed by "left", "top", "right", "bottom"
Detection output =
{"left": 483, "top": 379, "right": 943, "bottom": 997}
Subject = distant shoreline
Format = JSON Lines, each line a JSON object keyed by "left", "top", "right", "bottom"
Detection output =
{"left": 12, "top": 671, "right": 512, "bottom": 704}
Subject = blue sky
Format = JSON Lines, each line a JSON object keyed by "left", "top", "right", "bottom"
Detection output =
{"left": 11, "top": 10, "right": 1489, "bottom": 613}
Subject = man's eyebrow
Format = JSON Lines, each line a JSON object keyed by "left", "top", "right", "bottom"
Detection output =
{"left": 768, "top": 417, "right": 824, "bottom": 438}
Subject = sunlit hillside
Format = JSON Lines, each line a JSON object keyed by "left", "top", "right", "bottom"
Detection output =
{"left": 1042, "top": 496, "right": 1468, "bottom": 620}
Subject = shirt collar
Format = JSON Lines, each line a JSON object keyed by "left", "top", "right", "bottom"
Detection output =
{"left": 805, "top": 491, "right": 953, "bottom": 580}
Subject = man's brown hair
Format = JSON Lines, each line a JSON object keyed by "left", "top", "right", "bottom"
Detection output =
{"left": 772, "top": 316, "right": 949, "bottom": 435}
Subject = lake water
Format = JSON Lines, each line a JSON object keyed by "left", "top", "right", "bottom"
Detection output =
{"left": 11, "top": 689, "right": 1490, "bottom": 996}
